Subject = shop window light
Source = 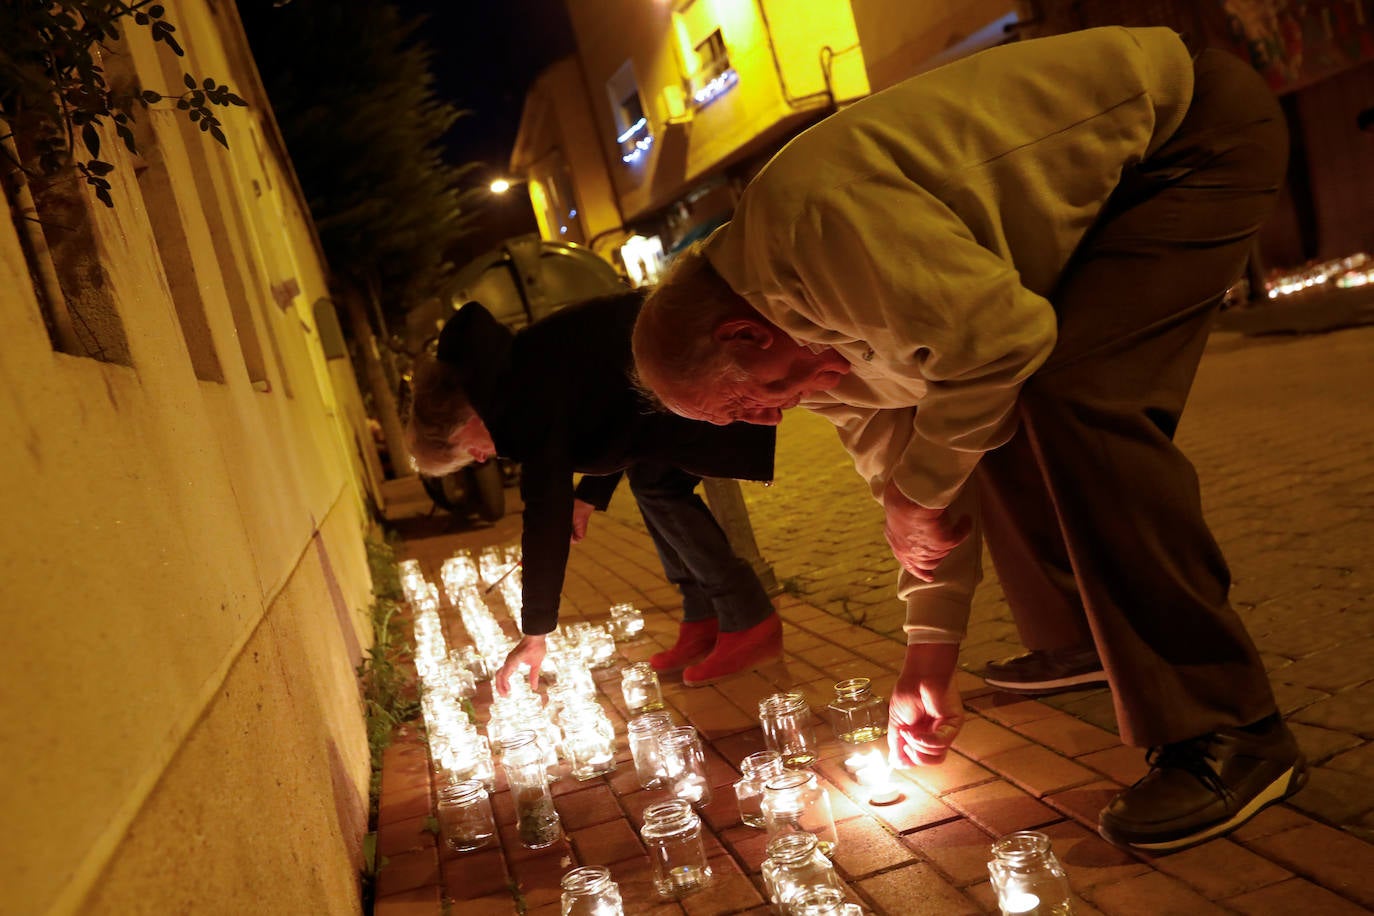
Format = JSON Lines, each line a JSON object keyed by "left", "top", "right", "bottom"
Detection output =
{"left": 689, "top": 29, "right": 738, "bottom": 108}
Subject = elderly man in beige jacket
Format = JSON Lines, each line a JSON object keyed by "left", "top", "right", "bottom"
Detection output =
{"left": 632, "top": 26, "right": 1306, "bottom": 852}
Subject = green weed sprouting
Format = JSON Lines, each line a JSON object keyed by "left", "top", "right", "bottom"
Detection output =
{"left": 357, "top": 531, "right": 420, "bottom": 913}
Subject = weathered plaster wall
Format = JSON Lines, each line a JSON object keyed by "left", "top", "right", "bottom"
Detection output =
{"left": 0, "top": 2, "right": 376, "bottom": 913}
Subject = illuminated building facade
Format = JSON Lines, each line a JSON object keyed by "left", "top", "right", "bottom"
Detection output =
{"left": 512, "top": 0, "right": 882, "bottom": 282}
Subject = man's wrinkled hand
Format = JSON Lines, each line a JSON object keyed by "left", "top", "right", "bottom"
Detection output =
{"left": 882, "top": 479, "right": 971, "bottom": 582}
{"left": 888, "top": 642, "right": 964, "bottom": 768}
{"left": 494, "top": 635, "right": 547, "bottom": 696}
{"left": 571, "top": 498, "right": 596, "bottom": 544}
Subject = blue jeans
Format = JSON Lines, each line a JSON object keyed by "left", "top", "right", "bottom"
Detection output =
{"left": 628, "top": 462, "right": 774, "bottom": 633}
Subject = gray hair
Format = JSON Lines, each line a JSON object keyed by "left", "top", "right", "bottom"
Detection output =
{"left": 631, "top": 246, "right": 751, "bottom": 412}
{"left": 405, "top": 356, "right": 477, "bottom": 476}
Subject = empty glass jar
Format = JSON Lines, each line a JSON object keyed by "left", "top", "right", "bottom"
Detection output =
{"left": 759, "top": 693, "right": 817, "bottom": 767}
{"left": 500, "top": 730, "right": 563, "bottom": 849}
{"left": 560, "top": 865, "right": 625, "bottom": 915}
{"left": 988, "top": 831, "right": 1074, "bottom": 915}
{"left": 734, "top": 750, "right": 785, "bottom": 829}
{"left": 640, "top": 798, "right": 713, "bottom": 898}
{"left": 761, "top": 832, "right": 844, "bottom": 913}
{"left": 435, "top": 779, "right": 496, "bottom": 852}
{"left": 658, "top": 725, "right": 713, "bottom": 807}
{"left": 762, "top": 769, "right": 839, "bottom": 855}
{"left": 826, "top": 677, "right": 887, "bottom": 745}
{"left": 620, "top": 662, "right": 665, "bottom": 714}
{"left": 627, "top": 712, "right": 673, "bottom": 789}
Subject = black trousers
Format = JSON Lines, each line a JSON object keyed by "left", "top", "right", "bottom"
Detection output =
{"left": 977, "top": 49, "right": 1288, "bottom": 747}
{"left": 629, "top": 462, "right": 774, "bottom": 632}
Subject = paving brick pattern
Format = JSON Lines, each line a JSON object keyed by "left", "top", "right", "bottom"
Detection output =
{"left": 375, "top": 327, "right": 1374, "bottom": 913}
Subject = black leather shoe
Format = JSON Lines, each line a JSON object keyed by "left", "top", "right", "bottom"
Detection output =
{"left": 981, "top": 646, "right": 1107, "bottom": 695}
{"left": 1098, "top": 716, "right": 1308, "bottom": 852}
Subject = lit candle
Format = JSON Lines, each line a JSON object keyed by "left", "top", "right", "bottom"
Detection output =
{"left": 1002, "top": 891, "right": 1040, "bottom": 914}
{"left": 681, "top": 774, "right": 706, "bottom": 803}
{"left": 851, "top": 749, "right": 901, "bottom": 805}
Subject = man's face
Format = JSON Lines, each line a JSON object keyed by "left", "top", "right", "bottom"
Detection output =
{"left": 668, "top": 327, "right": 851, "bottom": 426}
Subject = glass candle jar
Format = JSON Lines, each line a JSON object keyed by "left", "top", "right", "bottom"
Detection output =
{"left": 759, "top": 693, "right": 818, "bottom": 767}
{"left": 560, "top": 865, "right": 625, "bottom": 916}
{"left": 640, "top": 798, "right": 713, "bottom": 898}
{"left": 567, "top": 622, "right": 612, "bottom": 668}
{"left": 436, "top": 779, "right": 496, "bottom": 852}
{"left": 440, "top": 735, "right": 496, "bottom": 792}
{"left": 826, "top": 677, "right": 887, "bottom": 745}
{"left": 556, "top": 656, "right": 598, "bottom": 698}
{"left": 561, "top": 704, "right": 618, "bottom": 781}
{"left": 627, "top": 712, "right": 673, "bottom": 789}
{"left": 658, "top": 726, "right": 713, "bottom": 807}
{"left": 762, "top": 770, "right": 839, "bottom": 855}
{"left": 500, "top": 730, "right": 563, "bottom": 849}
{"left": 620, "top": 662, "right": 666, "bottom": 715}
{"left": 789, "top": 887, "right": 864, "bottom": 916}
{"left": 443, "top": 653, "right": 479, "bottom": 698}
{"left": 734, "top": 750, "right": 785, "bottom": 829}
{"left": 609, "top": 602, "right": 645, "bottom": 640}
{"left": 460, "top": 644, "right": 490, "bottom": 681}
{"left": 987, "top": 831, "right": 1074, "bottom": 915}
{"left": 760, "top": 832, "right": 844, "bottom": 913}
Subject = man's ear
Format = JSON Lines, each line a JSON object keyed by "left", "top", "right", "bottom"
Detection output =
{"left": 713, "top": 318, "right": 775, "bottom": 349}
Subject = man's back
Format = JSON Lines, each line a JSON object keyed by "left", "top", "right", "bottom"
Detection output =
{"left": 713, "top": 26, "right": 1194, "bottom": 297}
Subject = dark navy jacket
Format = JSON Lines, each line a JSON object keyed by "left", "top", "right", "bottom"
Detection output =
{"left": 436, "top": 291, "right": 775, "bottom": 635}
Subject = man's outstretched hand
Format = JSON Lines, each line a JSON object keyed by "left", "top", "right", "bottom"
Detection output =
{"left": 882, "top": 479, "right": 972, "bottom": 582}
{"left": 889, "top": 642, "right": 965, "bottom": 768}
{"left": 494, "top": 634, "right": 546, "bottom": 696}
{"left": 571, "top": 498, "right": 596, "bottom": 544}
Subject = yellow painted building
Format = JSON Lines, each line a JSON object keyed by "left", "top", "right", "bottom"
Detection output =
{"left": 512, "top": 0, "right": 1030, "bottom": 283}
{"left": 1, "top": 2, "right": 379, "bottom": 913}
{"left": 512, "top": 0, "right": 869, "bottom": 281}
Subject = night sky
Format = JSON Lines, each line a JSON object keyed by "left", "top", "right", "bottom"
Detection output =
{"left": 391, "top": 0, "right": 576, "bottom": 176}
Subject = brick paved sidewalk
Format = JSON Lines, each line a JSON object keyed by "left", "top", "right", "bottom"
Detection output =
{"left": 373, "top": 490, "right": 1374, "bottom": 916}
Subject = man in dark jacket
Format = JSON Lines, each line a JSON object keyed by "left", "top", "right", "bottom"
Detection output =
{"left": 406, "top": 292, "right": 782, "bottom": 692}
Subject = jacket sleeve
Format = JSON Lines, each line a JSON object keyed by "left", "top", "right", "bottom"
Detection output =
{"left": 790, "top": 179, "right": 1058, "bottom": 510}
{"left": 574, "top": 472, "right": 623, "bottom": 511}
{"left": 517, "top": 452, "right": 575, "bottom": 636}
{"left": 807, "top": 399, "right": 983, "bottom": 643}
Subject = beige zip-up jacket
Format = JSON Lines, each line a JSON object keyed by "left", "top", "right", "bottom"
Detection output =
{"left": 704, "top": 26, "right": 1195, "bottom": 643}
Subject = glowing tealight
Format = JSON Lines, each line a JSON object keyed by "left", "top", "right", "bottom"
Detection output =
{"left": 847, "top": 748, "right": 902, "bottom": 805}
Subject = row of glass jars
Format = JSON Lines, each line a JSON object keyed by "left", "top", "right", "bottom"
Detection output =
{"left": 438, "top": 729, "right": 1070, "bottom": 914}
{"left": 758, "top": 680, "right": 888, "bottom": 765}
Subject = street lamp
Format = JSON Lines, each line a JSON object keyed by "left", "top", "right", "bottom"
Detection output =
{"left": 490, "top": 178, "right": 513, "bottom": 194}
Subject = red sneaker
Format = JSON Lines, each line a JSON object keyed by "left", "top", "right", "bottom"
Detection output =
{"left": 650, "top": 619, "right": 718, "bottom": 673}
{"left": 682, "top": 614, "right": 783, "bottom": 687}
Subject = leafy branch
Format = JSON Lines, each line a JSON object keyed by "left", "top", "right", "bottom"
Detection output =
{"left": 0, "top": 1, "right": 246, "bottom": 207}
